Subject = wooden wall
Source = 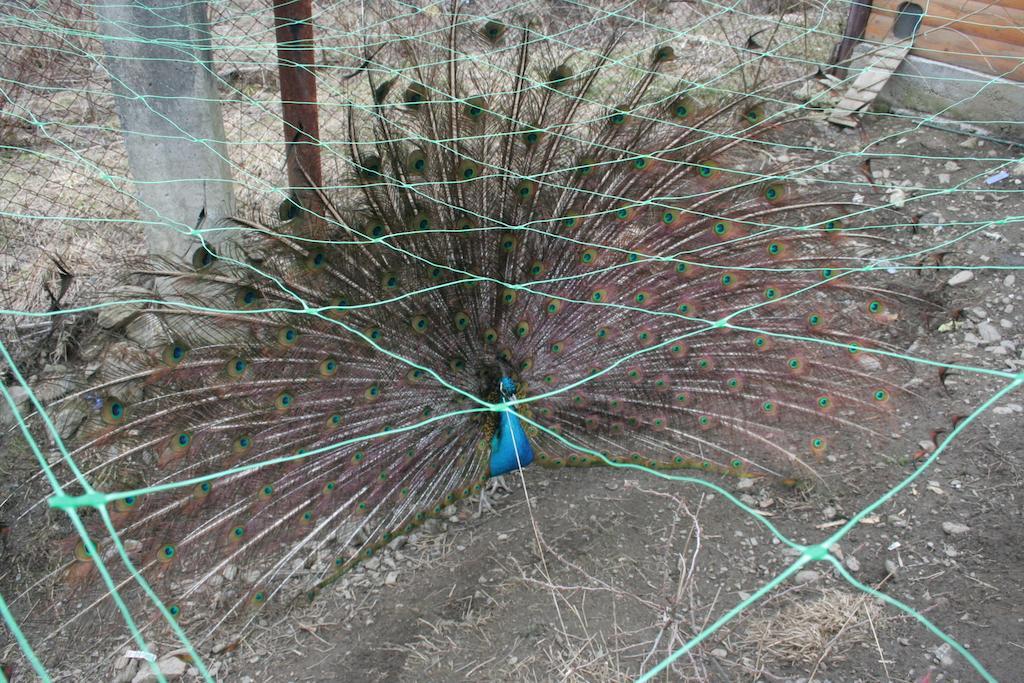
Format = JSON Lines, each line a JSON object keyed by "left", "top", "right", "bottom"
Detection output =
{"left": 863, "top": 0, "right": 1024, "bottom": 81}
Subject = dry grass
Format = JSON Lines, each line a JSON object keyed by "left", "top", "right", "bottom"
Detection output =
{"left": 739, "top": 587, "right": 888, "bottom": 669}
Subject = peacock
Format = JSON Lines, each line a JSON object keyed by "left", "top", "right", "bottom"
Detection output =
{"left": 0, "top": 0, "right": 947, "bottom": 678}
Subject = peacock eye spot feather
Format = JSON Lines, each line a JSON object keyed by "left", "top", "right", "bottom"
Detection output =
{"left": 159, "top": 544, "right": 175, "bottom": 561}
{"left": 236, "top": 288, "right": 259, "bottom": 309}
{"left": 275, "top": 392, "right": 294, "bottom": 410}
{"left": 744, "top": 105, "right": 764, "bottom": 123}
{"left": 411, "top": 315, "right": 429, "bottom": 333}
{"left": 320, "top": 358, "right": 339, "bottom": 377}
{"left": 868, "top": 300, "right": 883, "bottom": 313}
{"left": 764, "top": 288, "right": 777, "bottom": 299}
{"left": 817, "top": 397, "right": 831, "bottom": 409}
{"left": 874, "top": 389, "right": 890, "bottom": 401}
{"left": 697, "top": 163, "right": 716, "bottom": 178}
{"left": 192, "top": 244, "right": 217, "bottom": 270}
{"left": 278, "top": 327, "right": 299, "bottom": 346}
{"left": 482, "top": 19, "right": 506, "bottom": 40}
{"left": 765, "top": 183, "right": 786, "bottom": 201}
{"left": 580, "top": 249, "right": 596, "bottom": 264}
{"left": 162, "top": 343, "right": 188, "bottom": 367}
{"left": 101, "top": 397, "right": 126, "bottom": 424}
{"left": 547, "top": 64, "right": 573, "bottom": 86}
{"left": 653, "top": 44, "right": 675, "bottom": 62}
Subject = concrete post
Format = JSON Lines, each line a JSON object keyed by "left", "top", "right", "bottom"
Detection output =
{"left": 96, "top": 0, "right": 235, "bottom": 261}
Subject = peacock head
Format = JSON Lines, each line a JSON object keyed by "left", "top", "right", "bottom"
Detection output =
{"left": 499, "top": 377, "right": 517, "bottom": 401}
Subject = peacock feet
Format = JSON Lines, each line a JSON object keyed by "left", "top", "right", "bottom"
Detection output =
{"left": 477, "top": 474, "right": 512, "bottom": 516}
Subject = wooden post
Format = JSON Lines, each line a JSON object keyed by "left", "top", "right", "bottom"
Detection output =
{"left": 273, "top": 0, "right": 323, "bottom": 227}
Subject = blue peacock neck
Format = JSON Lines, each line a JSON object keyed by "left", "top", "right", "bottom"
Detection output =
{"left": 487, "top": 377, "right": 535, "bottom": 476}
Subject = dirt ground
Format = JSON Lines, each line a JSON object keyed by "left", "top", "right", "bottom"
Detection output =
{"left": 174, "top": 119, "right": 1022, "bottom": 683}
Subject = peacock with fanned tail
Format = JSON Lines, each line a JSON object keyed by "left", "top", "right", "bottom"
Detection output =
{"left": 1, "top": 1, "right": 942, "bottom": 674}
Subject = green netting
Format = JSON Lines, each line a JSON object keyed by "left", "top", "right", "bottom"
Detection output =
{"left": 1, "top": 0, "right": 1022, "bottom": 680}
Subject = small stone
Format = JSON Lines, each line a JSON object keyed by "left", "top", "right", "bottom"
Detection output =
{"left": 845, "top": 555, "right": 861, "bottom": 572}
{"left": 795, "top": 570, "right": 821, "bottom": 584}
{"left": 942, "top": 521, "right": 970, "bottom": 535}
{"left": 384, "top": 571, "right": 398, "bottom": 586}
{"left": 885, "top": 559, "right": 899, "bottom": 577}
{"left": 977, "top": 322, "right": 1002, "bottom": 342}
{"left": 131, "top": 656, "right": 187, "bottom": 683}
{"left": 1005, "top": 274, "right": 1016, "bottom": 287}
{"left": 933, "top": 643, "right": 955, "bottom": 667}
{"left": 736, "top": 478, "right": 755, "bottom": 490}
{"left": 711, "top": 648, "right": 728, "bottom": 659}
{"left": 946, "top": 270, "right": 974, "bottom": 286}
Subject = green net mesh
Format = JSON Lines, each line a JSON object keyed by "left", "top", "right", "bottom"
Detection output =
{"left": 1, "top": 0, "right": 1022, "bottom": 680}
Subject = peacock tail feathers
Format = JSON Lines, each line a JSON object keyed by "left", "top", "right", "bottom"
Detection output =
{"left": 0, "top": 0, "right": 951, "bottom": 674}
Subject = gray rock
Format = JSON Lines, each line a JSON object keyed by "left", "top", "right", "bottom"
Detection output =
{"left": 795, "top": 570, "right": 821, "bottom": 584}
{"left": 977, "top": 322, "right": 1002, "bottom": 342}
{"left": 131, "top": 656, "right": 187, "bottom": 683}
{"left": 942, "top": 521, "right": 970, "bottom": 535}
{"left": 946, "top": 270, "right": 974, "bottom": 286}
